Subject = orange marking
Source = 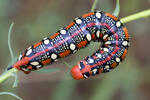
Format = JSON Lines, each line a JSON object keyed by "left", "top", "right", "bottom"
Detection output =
{"left": 121, "top": 49, "right": 127, "bottom": 60}
{"left": 99, "top": 68, "right": 103, "bottom": 73}
{"left": 22, "top": 70, "right": 31, "bottom": 74}
{"left": 82, "top": 12, "right": 94, "bottom": 18}
{"left": 42, "top": 59, "right": 51, "bottom": 65}
{"left": 66, "top": 22, "right": 75, "bottom": 29}
{"left": 22, "top": 52, "right": 25, "bottom": 57}
{"left": 105, "top": 13, "right": 118, "bottom": 21}
{"left": 104, "top": 37, "right": 108, "bottom": 41}
{"left": 14, "top": 57, "right": 29, "bottom": 70}
{"left": 91, "top": 33, "right": 96, "bottom": 39}
{"left": 33, "top": 42, "right": 42, "bottom": 48}
{"left": 100, "top": 33, "right": 103, "bottom": 38}
{"left": 110, "top": 62, "right": 117, "bottom": 68}
{"left": 89, "top": 70, "right": 93, "bottom": 75}
{"left": 50, "top": 32, "right": 59, "bottom": 39}
{"left": 101, "top": 50, "right": 104, "bottom": 54}
{"left": 80, "top": 61, "right": 91, "bottom": 73}
{"left": 77, "top": 40, "right": 88, "bottom": 48}
{"left": 123, "top": 27, "right": 129, "bottom": 40}
{"left": 14, "top": 57, "right": 31, "bottom": 74}
{"left": 104, "top": 44, "right": 109, "bottom": 47}
{"left": 59, "top": 50, "right": 71, "bottom": 58}
{"left": 45, "top": 49, "right": 49, "bottom": 52}
{"left": 28, "top": 66, "right": 33, "bottom": 70}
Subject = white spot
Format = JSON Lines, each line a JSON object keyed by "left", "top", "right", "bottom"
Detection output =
{"left": 96, "top": 30, "right": 100, "bottom": 38}
{"left": 21, "top": 68, "right": 30, "bottom": 72}
{"left": 96, "top": 53, "right": 101, "bottom": 58}
{"left": 18, "top": 54, "right": 22, "bottom": 60}
{"left": 60, "top": 29, "right": 66, "bottom": 35}
{"left": 43, "top": 37, "right": 48, "bottom": 40}
{"left": 54, "top": 59, "right": 58, "bottom": 62}
{"left": 116, "top": 57, "right": 120, "bottom": 62}
{"left": 30, "top": 61, "right": 39, "bottom": 66}
{"left": 103, "top": 34, "right": 108, "bottom": 40}
{"left": 51, "top": 53, "right": 57, "bottom": 60}
{"left": 44, "top": 39, "right": 50, "bottom": 45}
{"left": 27, "top": 46, "right": 32, "bottom": 50}
{"left": 105, "top": 41, "right": 111, "bottom": 45}
{"left": 93, "top": 69, "right": 97, "bottom": 73}
{"left": 75, "top": 18, "right": 82, "bottom": 24}
{"left": 36, "top": 65, "right": 42, "bottom": 69}
{"left": 88, "top": 58, "right": 94, "bottom": 64}
{"left": 116, "top": 21, "right": 121, "bottom": 27}
{"left": 128, "top": 42, "right": 130, "bottom": 46}
{"left": 78, "top": 64, "right": 81, "bottom": 69}
{"left": 70, "top": 43, "right": 76, "bottom": 51}
{"left": 84, "top": 74, "right": 88, "bottom": 78}
{"left": 26, "top": 49, "right": 32, "bottom": 56}
{"left": 96, "top": 12, "right": 101, "bottom": 18}
{"left": 122, "top": 41, "right": 128, "bottom": 46}
{"left": 103, "top": 48, "right": 109, "bottom": 52}
{"left": 119, "top": 62, "right": 121, "bottom": 65}
{"left": 72, "top": 50, "right": 77, "bottom": 53}
{"left": 105, "top": 65, "right": 110, "bottom": 69}
{"left": 86, "top": 34, "right": 92, "bottom": 41}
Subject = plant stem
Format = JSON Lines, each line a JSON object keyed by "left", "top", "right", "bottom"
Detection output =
{"left": 0, "top": 92, "right": 23, "bottom": 100}
{"left": 91, "top": 0, "right": 98, "bottom": 12}
{"left": 112, "top": 0, "right": 120, "bottom": 17}
{"left": 8, "top": 22, "right": 15, "bottom": 64}
{"left": 0, "top": 68, "right": 18, "bottom": 84}
{"left": 121, "top": 9, "right": 150, "bottom": 23}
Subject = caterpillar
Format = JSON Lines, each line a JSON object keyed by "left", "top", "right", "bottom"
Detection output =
{"left": 7, "top": 11, "right": 130, "bottom": 80}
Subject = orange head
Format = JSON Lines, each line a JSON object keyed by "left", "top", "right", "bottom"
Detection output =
{"left": 71, "top": 65, "right": 84, "bottom": 80}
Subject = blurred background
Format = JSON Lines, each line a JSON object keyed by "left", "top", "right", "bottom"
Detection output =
{"left": 0, "top": 0, "right": 150, "bottom": 100}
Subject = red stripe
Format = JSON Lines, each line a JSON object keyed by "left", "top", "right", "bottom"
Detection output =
{"left": 90, "top": 23, "right": 119, "bottom": 68}
{"left": 28, "top": 22, "right": 119, "bottom": 63}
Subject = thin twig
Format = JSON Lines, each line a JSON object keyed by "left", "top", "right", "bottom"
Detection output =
{"left": 8, "top": 22, "right": 15, "bottom": 64}
{"left": 0, "top": 68, "right": 18, "bottom": 83}
{"left": 91, "top": 0, "right": 99, "bottom": 12}
{"left": 112, "top": 0, "right": 120, "bottom": 17}
{"left": 0, "top": 92, "right": 23, "bottom": 100}
{"left": 121, "top": 9, "right": 150, "bottom": 23}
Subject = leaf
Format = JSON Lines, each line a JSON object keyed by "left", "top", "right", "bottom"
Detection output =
{"left": 113, "top": 0, "right": 120, "bottom": 17}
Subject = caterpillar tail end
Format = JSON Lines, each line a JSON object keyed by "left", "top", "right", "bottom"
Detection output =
{"left": 7, "top": 65, "right": 13, "bottom": 70}
{"left": 71, "top": 65, "right": 83, "bottom": 80}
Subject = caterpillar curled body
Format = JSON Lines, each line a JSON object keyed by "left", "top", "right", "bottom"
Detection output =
{"left": 7, "top": 11, "right": 130, "bottom": 80}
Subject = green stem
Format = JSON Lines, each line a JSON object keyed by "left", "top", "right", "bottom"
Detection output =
{"left": 0, "top": 68, "right": 18, "bottom": 84}
{"left": 91, "top": 0, "right": 98, "bottom": 12}
{"left": 121, "top": 9, "right": 150, "bottom": 23}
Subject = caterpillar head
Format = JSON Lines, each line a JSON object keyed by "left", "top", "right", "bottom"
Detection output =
{"left": 71, "top": 65, "right": 84, "bottom": 80}
{"left": 71, "top": 61, "right": 91, "bottom": 80}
